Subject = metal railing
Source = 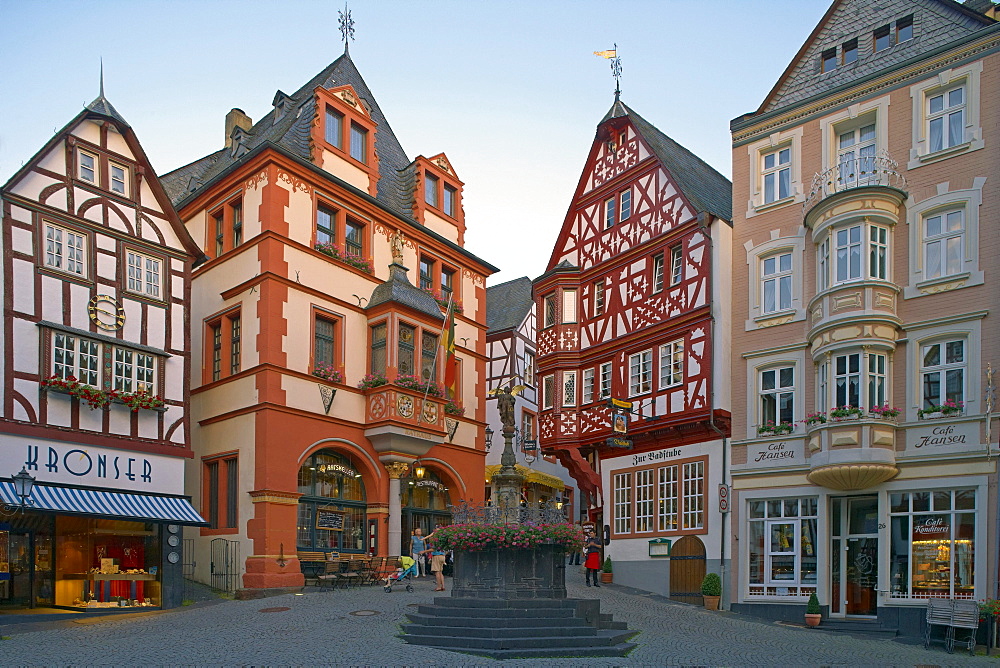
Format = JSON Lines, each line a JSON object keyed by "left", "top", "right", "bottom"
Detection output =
{"left": 803, "top": 150, "right": 906, "bottom": 217}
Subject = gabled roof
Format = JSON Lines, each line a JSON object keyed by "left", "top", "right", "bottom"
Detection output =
{"left": 160, "top": 51, "right": 412, "bottom": 215}
{"left": 756, "top": 0, "right": 996, "bottom": 116}
{"left": 603, "top": 102, "right": 732, "bottom": 223}
{"left": 486, "top": 276, "right": 533, "bottom": 334}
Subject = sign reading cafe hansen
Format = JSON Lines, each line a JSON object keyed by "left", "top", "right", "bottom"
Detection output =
{"left": 742, "top": 439, "right": 805, "bottom": 469}
{"left": 0, "top": 434, "right": 185, "bottom": 495}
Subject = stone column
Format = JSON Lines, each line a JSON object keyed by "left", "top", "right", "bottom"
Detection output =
{"left": 385, "top": 462, "right": 411, "bottom": 556}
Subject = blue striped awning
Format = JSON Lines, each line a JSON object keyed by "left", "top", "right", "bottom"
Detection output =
{"left": 0, "top": 482, "right": 207, "bottom": 525}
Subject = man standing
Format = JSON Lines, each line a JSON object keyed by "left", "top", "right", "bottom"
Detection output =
{"left": 583, "top": 527, "right": 602, "bottom": 587}
{"left": 410, "top": 528, "right": 426, "bottom": 577}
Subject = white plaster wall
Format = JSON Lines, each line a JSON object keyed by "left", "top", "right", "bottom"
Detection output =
{"left": 191, "top": 376, "right": 258, "bottom": 422}
{"left": 10, "top": 172, "right": 61, "bottom": 205}
{"left": 96, "top": 233, "right": 116, "bottom": 252}
{"left": 78, "top": 402, "right": 104, "bottom": 432}
{"left": 12, "top": 319, "right": 38, "bottom": 375}
{"left": 422, "top": 210, "right": 459, "bottom": 244}
{"left": 105, "top": 128, "right": 130, "bottom": 157}
{"left": 71, "top": 120, "right": 101, "bottom": 144}
{"left": 120, "top": 295, "right": 142, "bottom": 343}
{"left": 164, "top": 357, "right": 184, "bottom": 402}
{"left": 107, "top": 403, "right": 131, "bottom": 435}
{"left": 242, "top": 175, "right": 264, "bottom": 242}
{"left": 320, "top": 149, "right": 369, "bottom": 192}
{"left": 47, "top": 392, "right": 72, "bottom": 428}
{"left": 12, "top": 259, "right": 35, "bottom": 315}
{"left": 138, "top": 410, "right": 158, "bottom": 440}
{"left": 185, "top": 210, "right": 207, "bottom": 260}
{"left": 69, "top": 283, "right": 91, "bottom": 331}
{"left": 40, "top": 275, "right": 63, "bottom": 322}
{"left": 36, "top": 143, "right": 66, "bottom": 177}
{"left": 11, "top": 379, "right": 36, "bottom": 422}
{"left": 284, "top": 180, "right": 312, "bottom": 247}
{"left": 171, "top": 303, "right": 185, "bottom": 355}
{"left": 9, "top": 204, "right": 33, "bottom": 224}
{"left": 96, "top": 252, "right": 117, "bottom": 281}
{"left": 11, "top": 227, "right": 33, "bottom": 255}
{"left": 144, "top": 305, "right": 166, "bottom": 350}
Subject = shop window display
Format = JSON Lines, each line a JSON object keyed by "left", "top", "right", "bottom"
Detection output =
{"left": 297, "top": 450, "right": 367, "bottom": 554}
{"left": 54, "top": 516, "right": 161, "bottom": 608}
{"left": 747, "top": 497, "right": 817, "bottom": 597}
{"left": 889, "top": 489, "right": 975, "bottom": 600}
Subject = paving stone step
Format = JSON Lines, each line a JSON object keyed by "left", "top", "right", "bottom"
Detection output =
{"left": 415, "top": 604, "right": 577, "bottom": 618}
{"left": 452, "top": 642, "right": 637, "bottom": 660}
{"left": 405, "top": 612, "right": 589, "bottom": 628}
{"left": 400, "top": 628, "right": 633, "bottom": 650}
{"left": 431, "top": 597, "right": 581, "bottom": 609}
{"left": 404, "top": 623, "right": 596, "bottom": 639}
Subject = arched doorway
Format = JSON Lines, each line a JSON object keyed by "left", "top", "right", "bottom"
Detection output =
{"left": 669, "top": 535, "right": 707, "bottom": 605}
{"left": 401, "top": 469, "right": 451, "bottom": 555}
{"left": 296, "top": 450, "right": 367, "bottom": 555}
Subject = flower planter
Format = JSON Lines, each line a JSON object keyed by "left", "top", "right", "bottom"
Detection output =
{"left": 451, "top": 544, "right": 567, "bottom": 599}
{"left": 920, "top": 411, "right": 962, "bottom": 420}
{"left": 703, "top": 595, "right": 720, "bottom": 611}
{"left": 600, "top": 571, "right": 613, "bottom": 584}
{"left": 804, "top": 613, "right": 821, "bottom": 627}
{"left": 831, "top": 414, "right": 861, "bottom": 421}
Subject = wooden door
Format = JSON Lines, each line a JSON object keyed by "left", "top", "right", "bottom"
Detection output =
{"left": 669, "top": 535, "right": 706, "bottom": 605}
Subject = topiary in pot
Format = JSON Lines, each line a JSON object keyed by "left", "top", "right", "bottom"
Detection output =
{"left": 805, "top": 592, "right": 822, "bottom": 627}
{"left": 600, "top": 556, "right": 613, "bottom": 583}
{"left": 701, "top": 572, "right": 722, "bottom": 610}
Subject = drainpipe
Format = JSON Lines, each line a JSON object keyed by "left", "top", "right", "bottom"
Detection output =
{"left": 699, "top": 212, "right": 731, "bottom": 610}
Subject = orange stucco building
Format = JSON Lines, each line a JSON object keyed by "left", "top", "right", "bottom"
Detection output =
{"left": 160, "top": 50, "right": 496, "bottom": 589}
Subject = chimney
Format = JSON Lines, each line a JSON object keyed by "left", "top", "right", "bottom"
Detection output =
{"left": 225, "top": 108, "right": 252, "bottom": 148}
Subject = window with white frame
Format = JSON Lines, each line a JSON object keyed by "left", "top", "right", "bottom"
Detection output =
{"left": 110, "top": 162, "right": 127, "bottom": 195}
{"left": 747, "top": 497, "right": 818, "bottom": 596}
{"left": 53, "top": 332, "right": 100, "bottom": 386}
{"left": 817, "top": 363, "right": 828, "bottom": 412}
{"left": 761, "top": 253, "right": 792, "bottom": 314}
{"left": 582, "top": 368, "right": 594, "bottom": 404}
{"left": 682, "top": 460, "right": 704, "bottom": 529}
{"left": 521, "top": 411, "right": 535, "bottom": 440}
{"left": 762, "top": 147, "right": 791, "bottom": 204}
{"left": 126, "top": 250, "right": 162, "bottom": 298}
{"left": 561, "top": 289, "right": 577, "bottom": 324}
{"left": 114, "top": 347, "right": 155, "bottom": 394}
{"left": 921, "top": 340, "right": 964, "bottom": 410}
{"left": 599, "top": 362, "right": 612, "bottom": 399}
{"left": 760, "top": 366, "right": 794, "bottom": 426}
{"left": 635, "top": 469, "right": 654, "bottom": 532}
{"left": 831, "top": 350, "right": 892, "bottom": 412}
{"left": 523, "top": 351, "right": 535, "bottom": 386}
{"left": 613, "top": 472, "right": 632, "bottom": 534}
{"left": 629, "top": 350, "right": 652, "bottom": 396}
{"left": 44, "top": 223, "right": 86, "bottom": 277}
{"left": 620, "top": 189, "right": 631, "bottom": 221}
{"left": 593, "top": 280, "right": 605, "bottom": 316}
{"left": 889, "top": 489, "right": 975, "bottom": 600}
{"left": 542, "top": 374, "right": 554, "bottom": 410}
{"left": 826, "top": 222, "right": 889, "bottom": 286}
{"left": 923, "top": 209, "right": 964, "bottom": 280}
{"left": 657, "top": 466, "right": 678, "bottom": 531}
{"left": 928, "top": 85, "right": 965, "bottom": 153}
{"left": 837, "top": 123, "right": 876, "bottom": 187}
{"left": 659, "top": 339, "right": 684, "bottom": 389}
{"left": 78, "top": 151, "right": 97, "bottom": 183}
{"left": 652, "top": 253, "right": 664, "bottom": 292}
{"left": 669, "top": 246, "right": 683, "bottom": 286}
{"left": 604, "top": 197, "right": 615, "bottom": 229}
{"left": 868, "top": 353, "right": 887, "bottom": 407}
{"left": 562, "top": 371, "right": 576, "bottom": 407}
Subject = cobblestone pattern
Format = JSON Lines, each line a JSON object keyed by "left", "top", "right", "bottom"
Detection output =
{"left": 1, "top": 577, "right": 996, "bottom": 666}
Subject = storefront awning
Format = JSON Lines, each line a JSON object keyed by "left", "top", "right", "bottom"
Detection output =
{"left": 484, "top": 464, "right": 565, "bottom": 491}
{"left": 0, "top": 482, "right": 208, "bottom": 526}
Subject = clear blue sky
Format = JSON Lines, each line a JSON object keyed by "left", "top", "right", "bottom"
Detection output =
{"left": 0, "top": 0, "right": 831, "bottom": 284}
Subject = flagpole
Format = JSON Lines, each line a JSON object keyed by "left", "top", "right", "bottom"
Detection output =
{"left": 416, "top": 293, "right": 455, "bottom": 424}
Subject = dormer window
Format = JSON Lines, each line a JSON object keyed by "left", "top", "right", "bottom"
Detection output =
{"left": 842, "top": 39, "right": 858, "bottom": 65}
{"left": 325, "top": 107, "right": 344, "bottom": 149}
{"left": 110, "top": 162, "right": 128, "bottom": 195}
{"left": 443, "top": 185, "right": 456, "bottom": 217}
{"left": 424, "top": 173, "right": 439, "bottom": 207}
{"left": 896, "top": 15, "right": 913, "bottom": 43}
{"left": 350, "top": 123, "right": 368, "bottom": 163}
{"left": 79, "top": 151, "right": 97, "bottom": 183}
{"left": 821, "top": 49, "right": 837, "bottom": 74}
{"left": 874, "top": 25, "right": 890, "bottom": 52}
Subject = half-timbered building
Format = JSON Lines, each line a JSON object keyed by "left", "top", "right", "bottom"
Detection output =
{"left": 485, "top": 277, "right": 575, "bottom": 516}
{"left": 728, "top": 0, "right": 999, "bottom": 638}
{"left": 534, "top": 101, "right": 733, "bottom": 598}
{"left": 160, "top": 48, "right": 496, "bottom": 590}
{"left": 0, "top": 91, "right": 205, "bottom": 611}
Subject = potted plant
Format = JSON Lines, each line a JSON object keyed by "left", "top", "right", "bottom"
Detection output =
{"left": 918, "top": 399, "right": 964, "bottom": 419}
{"left": 803, "top": 412, "right": 827, "bottom": 426}
{"left": 757, "top": 421, "right": 794, "bottom": 436}
{"left": 701, "top": 572, "right": 721, "bottom": 610}
{"left": 869, "top": 404, "right": 900, "bottom": 420}
{"left": 600, "top": 556, "right": 613, "bottom": 584}
{"left": 830, "top": 405, "right": 864, "bottom": 420}
{"left": 805, "top": 592, "right": 822, "bottom": 627}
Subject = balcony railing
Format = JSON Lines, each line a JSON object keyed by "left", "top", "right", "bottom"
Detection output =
{"left": 804, "top": 151, "right": 906, "bottom": 217}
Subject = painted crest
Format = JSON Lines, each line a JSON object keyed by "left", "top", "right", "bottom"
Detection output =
{"left": 397, "top": 395, "right": 414, "bottom": 418}
{"left": 422, "top": 401, "right": 438, "bottom": 424}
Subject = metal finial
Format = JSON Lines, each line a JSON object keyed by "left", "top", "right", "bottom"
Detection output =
{"left": 338, "top": 2, "right": 355, "bottom": 53}
{"left": 610, "top": 43, "right": 622, "bottom": 101}
{"left": 100, "top": 58, "right": 105, "bottom": 98}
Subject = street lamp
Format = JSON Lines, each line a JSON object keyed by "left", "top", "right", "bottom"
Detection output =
{"left": 2, "top": 467, "right": 35, "bottom": 516}
{"left": 484, "top": 426, "right": 494, "bottom": 452}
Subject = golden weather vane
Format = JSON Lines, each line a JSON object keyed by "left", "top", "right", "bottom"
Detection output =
{"left": 594, "top": 43, "right": 622, "bottom": 100}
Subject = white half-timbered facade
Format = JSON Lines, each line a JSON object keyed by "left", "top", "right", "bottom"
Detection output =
{"left": 0, "top": 93, "right": 205, "bottom": 611}
{"left": 534, "top": 101, "right": 733, "bottom": 598}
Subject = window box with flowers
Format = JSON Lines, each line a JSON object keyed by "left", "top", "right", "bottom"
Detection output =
{"left": 757, "top": 421, "right": 794, "bottom": 437}
{"left": 312, "top": 363, "right": 343, "bottom": 384}
{"left": 420, "top": 287, "right": 464, "bottom": 315}
{"left": 357, "top": 372, "right": 388, "bottom": 390}
{"left": 803, "top": 412, "right": 827, "bottom": 427}
{"left": 869, "top": 405, "right": 900, "bottom": 421}
{"left": 918, "top": 400, "right": 964, "bottom": 420}
{"left": 41, "top": 375, "right": 166, "bottom": 412}
{"left": 444, "top": 400, "right": 465, "bottom": 416}
{"left": 830, "top": 405, "right": 864, "bottom": 421}
{"left": 314, "top": 241, "right": 374, "bottom": 274}
{"left": 393, "top": 374, "right": 444, "bottom": 398}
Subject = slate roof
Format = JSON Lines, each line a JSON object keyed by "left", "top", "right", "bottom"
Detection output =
{"left": 86, "top": 94, "right": 129, "bottom": 128}
{"left": 602, "top": 101, "right": 732, "bottom": 223}
{"left": 160, "top": 51, "right": 412, "bottom": 215}
{"left": 486, "top": 276, "right": 533, "bottom": 334}
{"left": 367, "top": 263, "right": 444, "bottom": 320}
{"left": 758, "top": 0, "right": 995, "bottom": 116}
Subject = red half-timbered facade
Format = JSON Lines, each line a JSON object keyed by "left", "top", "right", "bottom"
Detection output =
{"left": 0, "top": 93, "right": 204, "bottom": 611}
{"left": 534, "top": 101, "right": 732, "bottom": 597}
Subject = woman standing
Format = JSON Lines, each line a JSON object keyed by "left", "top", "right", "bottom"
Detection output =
{"left": 410, "top": 528, "right": 426, "bottom": 577}
{"left": 583, "top": 527, "right": 602, "bottom": 587}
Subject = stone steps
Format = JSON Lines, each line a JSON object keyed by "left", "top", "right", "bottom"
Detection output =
{"left": 400, "top": 629, "right": 637, "bottom": 651}
{"left": 406, "top": 612, "right": 590, "bottom": 628}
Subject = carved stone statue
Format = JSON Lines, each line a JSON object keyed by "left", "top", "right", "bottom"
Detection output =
{"left": 390, "top": 230, "right": 405, "bottom": 265}
{"left": 497, "top": 386, "right": 515, "bottom": 431}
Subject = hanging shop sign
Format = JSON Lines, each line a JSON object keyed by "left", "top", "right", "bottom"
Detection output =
{"left": 0, "top": 434, "right": 185, "bottom": 495}
{"left": 608, "top": 398, "right": 633, "bottom": 411}
{"left": 612, "top": 410, "right": 629, "bottom": 434}
{"left": 606, "top": 436, "right": 633, "bottom": 449}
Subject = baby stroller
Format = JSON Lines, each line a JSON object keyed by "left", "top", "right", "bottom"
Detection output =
{"left": 383, "top": 561, "right": 417, "bottom": 593}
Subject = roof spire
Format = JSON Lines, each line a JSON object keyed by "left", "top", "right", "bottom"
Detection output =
{"left": 338, "top": 2, "right": 355, "bottom": 54}
{"left": 99, "top": 57, "right": 105, "bottom": 98}
{"left": 594, "top": 44, "right": 622, "bottom": 101}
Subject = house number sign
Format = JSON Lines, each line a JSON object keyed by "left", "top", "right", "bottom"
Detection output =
{"left": 88, "top": 295, "right": 126, "bottom": 331}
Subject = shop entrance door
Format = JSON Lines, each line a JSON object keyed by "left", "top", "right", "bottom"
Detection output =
{"left": 0, "top": 531, "right": 33, "bottom": 608}
{"left": 831, "top": 496, "right": 878, "bottom": 617}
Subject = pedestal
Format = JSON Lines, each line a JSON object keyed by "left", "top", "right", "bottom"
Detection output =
{"left": 451, "top": 544, "right": 567, "bottom": 599}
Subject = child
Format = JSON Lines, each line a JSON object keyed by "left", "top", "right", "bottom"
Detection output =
{"left": 386, "top": 556, "right": 415, "bottom": 585}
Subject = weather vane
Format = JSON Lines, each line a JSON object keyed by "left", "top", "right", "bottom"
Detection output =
{"left": 339, "top": 2, "right": 355, "bottom": 52}
{"left": 594, "top": 43, "right": 622, "bottom": 100}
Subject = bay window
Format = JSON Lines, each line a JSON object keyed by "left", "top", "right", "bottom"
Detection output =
{"left": 53, "top": 332, "right": 100, "bottom": 386}
{"left": 582, "top": 368, "right": 594, "bottom": 404}
{"left": 614, "top": 459, "right": 707, "bottom": 536}
{"left": 562, "top": 370, "right": 576, "bottom": 407}
{"left": 114, "top": 348, "right": 155, "bottom": 394}
{"left": 747, "top": 497, "right": 818, "bottom": 596}
{"left": 822, "top": 221, "right": 890, "bottom": 287}
{"left": 542, "top": 374, "right": 554, "bottom": 410}
{"left": 669, "top": 246, "right": 683, "bottom": 286}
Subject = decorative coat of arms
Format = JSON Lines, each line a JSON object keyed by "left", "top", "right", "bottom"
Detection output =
{"left": 397, "top": 395, "right": 414, "bottom": 418}
{"left": 422, "top": 401, "right": 438, "bottom": 424}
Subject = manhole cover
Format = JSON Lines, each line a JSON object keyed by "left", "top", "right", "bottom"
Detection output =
{"left": 350, "top": 610, "right": 380, "bottom": 616}
{"left": 258, "top": 607, "right": 291, "bottom": 613}
{"left": 406, "top": 603, "right": 421, "bottom": 608}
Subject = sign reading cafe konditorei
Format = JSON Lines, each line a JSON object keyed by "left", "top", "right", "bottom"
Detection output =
{"left": 903, "top": 421, "right": 981, "bottom": 455}
{"left": 742, "top": 439, "right": 805, "bottom": 469}
{"left": 0, "top": 434, "right": 185, "bottom": 495}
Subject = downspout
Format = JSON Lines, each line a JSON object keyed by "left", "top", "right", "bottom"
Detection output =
{"left": 699, "top": 212, "right": 731, "bottom": 610}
